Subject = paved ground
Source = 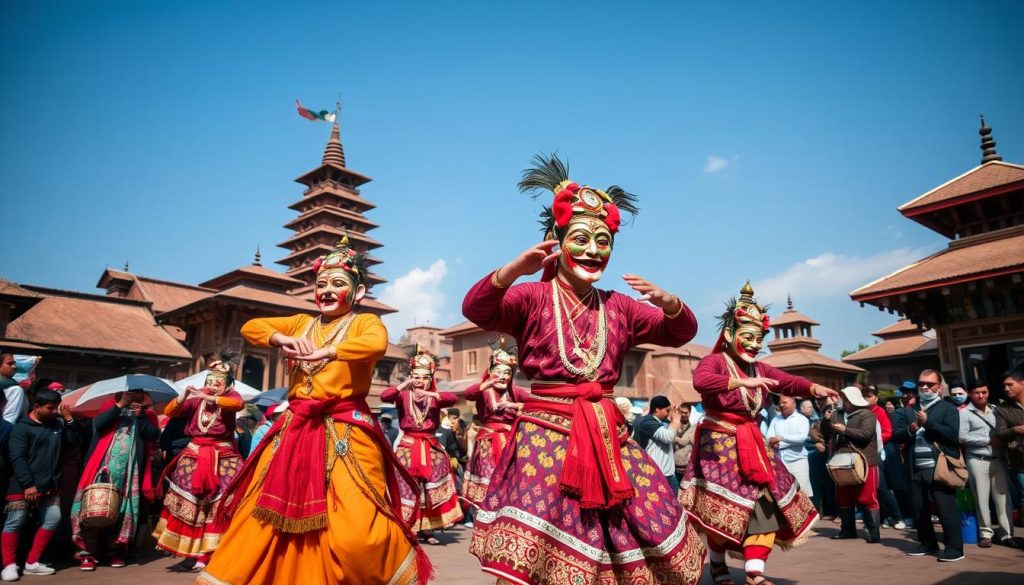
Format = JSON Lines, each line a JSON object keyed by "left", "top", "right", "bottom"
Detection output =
{"left": 39, "top": 522, "right": 1024, "bottom": 584}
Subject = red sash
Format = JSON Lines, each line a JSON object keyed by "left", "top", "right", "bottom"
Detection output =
{"left": 525, "top": 382, "right": 632, "bottom": 509}
{"left": 477, "top": 422, "right": 513, "bottom": 465}
{"left": 400, "top": 431, "right": 439, "bottom": 480}
{"left": 702, "top": 410, "right": 775, "bottom": 487}
{"left": 218, "top": 396, "right": 434, "bottom": 580}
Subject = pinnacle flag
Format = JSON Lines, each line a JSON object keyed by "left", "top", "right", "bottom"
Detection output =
{"left": 296, "top": 100, "right": 336, "bottom": 123}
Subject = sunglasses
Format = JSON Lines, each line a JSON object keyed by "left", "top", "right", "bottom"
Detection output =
{"left": 917, "top": 381, "right": 938, "bottom": 388}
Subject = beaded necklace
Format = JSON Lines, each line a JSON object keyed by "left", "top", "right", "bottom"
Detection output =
{"left": 551, "top": 279, "right": 607, "bottom": 380}
{"left": 295, "top": 312, "right": 357, "bottom": 396}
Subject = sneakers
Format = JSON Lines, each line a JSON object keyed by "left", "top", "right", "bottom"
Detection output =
{"left": 938, "top": 550, "right": 965, "bottom": 562}
{"left": 21, "top": 563, "right": 55, "bottom": 576}
{"left": 893, "top": 520, "right": 907, "bottom": 530}
{"left": 978, "top": 537, "right": 992, "bottom": 548}
{"left": 108, "top": 556, "right": 126, "bottom": 568}
{"left": 1, "top": 564, "right": 18, "bottom": 582}
{"left": 906, "top": 544, "right": 939, "bottom": 556}
{"left": 79, "top": 557, "right": 97, "bottom": 572}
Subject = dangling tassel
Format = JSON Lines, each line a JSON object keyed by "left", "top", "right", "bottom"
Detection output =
{"left": 414, "top": 544, "right": 436, "bottom": 583}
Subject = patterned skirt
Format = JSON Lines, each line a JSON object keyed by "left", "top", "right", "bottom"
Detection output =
{"left": 464, "top": 425, "right": 512, "bottom": 507}
{"left": 153, "top": 441, "right": 242, "bottom": 558}
{"left": 679, "top": 428, "right": 817, "bottom": 548}
{"left": 394, "top": 435, "right": 463, "bottom": 532}
{"left": 470, "top": 414, "right": 706, "bottom": 585}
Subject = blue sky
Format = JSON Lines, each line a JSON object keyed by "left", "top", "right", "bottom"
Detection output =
{"left": 2, "top": 0, "right": 1022, "bottom": 357}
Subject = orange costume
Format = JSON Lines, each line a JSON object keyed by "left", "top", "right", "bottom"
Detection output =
{"left": 195, "top": 312, "right": 425, "bottom": 585}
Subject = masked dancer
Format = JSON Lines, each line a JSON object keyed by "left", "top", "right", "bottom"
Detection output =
{"left": 152, "top": 359, "right": 244, "bottom": 572}
{"left": 679, "top": 282, "right": 839, "bottom": 585}
{"left": 381, "top": 349, "right": 463, "bottom": 544}
{"left": 195, "top": 236, "right": 430, "bottom": 585}
{"left": 463, "top": 154, "right": 706, "bottom": 585}
{"left": 462, "top": 340, "right": 527, "bottom": 507}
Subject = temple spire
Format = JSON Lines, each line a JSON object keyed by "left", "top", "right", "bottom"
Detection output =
{"left": 979, "top": 114, "right": 1002, "bottom": 164}
{"left": 787, "top": 293, "right": 793, "bottom": 310}
{"left": 321, "top": 104, "right": 346, "bottom": 167}
{"left": 124, "top": 260, "right": 130, "bottom": 272}
{"left": 253, "top": 246, "right": 262, "bottom": 266}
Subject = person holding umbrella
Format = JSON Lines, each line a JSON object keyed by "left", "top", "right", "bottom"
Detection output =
{"left": 152, "top": 359, "right": 244, "bottom": 572}
{"left": 70, "top": 387, "right": 161, "bottom": 571}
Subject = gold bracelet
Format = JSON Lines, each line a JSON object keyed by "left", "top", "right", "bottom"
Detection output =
{"left": 665, "top": 297, "right": 685, "bottom": 319}
{"left": 491, "top": 269, "right": 511, "bottom": 289}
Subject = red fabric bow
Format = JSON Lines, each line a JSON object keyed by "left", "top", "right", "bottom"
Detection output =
{"left": 604, "top": 203, "right": 621, "bottom": 233}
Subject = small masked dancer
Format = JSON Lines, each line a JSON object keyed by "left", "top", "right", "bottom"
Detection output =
{"left": 680, "top": 282, "right": 839, "bottom": 585}
{"left": 462, "top": 340, "right": 527, "bottom": 507}
{"left": 463, "top": 154, "right": 706, "bottom": 585}
{"left": 72, "top": 389, "right": 161, "bottom": 570}
{"left": 195, "top": 237, "right": 430, "bottom": 585}
{"left": 381, "top": 349, "right": 463, "bottom": 544}
{"left": 152, "top": 360, "right": 244, "bottom": 572}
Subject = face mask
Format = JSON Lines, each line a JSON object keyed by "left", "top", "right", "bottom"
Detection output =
{"left": 919, "top": 391, "right": 940, "bottom": 404}
{"left": 951, "top": 395, "right": 967, "bottom": 405}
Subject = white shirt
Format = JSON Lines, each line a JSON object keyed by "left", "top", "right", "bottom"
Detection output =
{"left": 766, "top": 411, "right": 809, "bottom": 463}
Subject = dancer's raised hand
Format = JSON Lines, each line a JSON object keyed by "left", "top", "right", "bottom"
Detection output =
{"left": 494, "top": 240, "right": 560, "bottom": 286}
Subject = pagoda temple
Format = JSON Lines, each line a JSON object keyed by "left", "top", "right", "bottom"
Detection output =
{"left": 278, "top": 119, "right": 396, "bottom": 315}
{"left": 761, "top": 294, "right": 864, "bottom": 389}
{"left": 850, "top": 116, "right": 1024, "bottom": 389}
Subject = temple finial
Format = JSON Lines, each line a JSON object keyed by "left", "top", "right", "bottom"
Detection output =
{"left": 253, "top": 246, "right": 262, "bottom": 266}
{"left": 787, "top": 293, "right": 793, "bottom": 310}
{"left": 980, "top": 114, "right": 1002, "bottom": 164}
{"left": 322, "top": 117, "right": 346, "bottom": 167}
{"left": 123, "top": 260, "right": 129, "bottom": 272}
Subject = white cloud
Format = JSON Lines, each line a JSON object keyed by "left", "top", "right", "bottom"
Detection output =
{"left": 704, "top": 155, "right": 728, "bottom": 173}
{"left": 378, "top": 259, "right": 448, "bottom": 339}
{"left": 753, "top": 248, "right": 927, "bottom": 307}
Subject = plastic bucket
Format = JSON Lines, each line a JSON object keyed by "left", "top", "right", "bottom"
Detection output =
{"left": 960, "top": 511, "right": 978, "bottom": 545}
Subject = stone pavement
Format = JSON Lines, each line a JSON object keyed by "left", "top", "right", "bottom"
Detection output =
{"left": 39, "top": 523, "right": 1024, "bottom": 584}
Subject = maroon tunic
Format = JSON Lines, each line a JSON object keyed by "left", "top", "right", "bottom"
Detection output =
{"left": 172, "top": 390, "right": 244, "bottom": 442}
{"left": 464, "top": 382, "right": 527, "bottom": 425}
{"left": 462, "top": 273, "right": 697, "bottom": 384}
{"left": 463, "top": 272, "right": 707, "bottom": 585}
{"left": 680, "top": 352, "right": 818, "bottom": 547}
{"left": 379, "top": 386, "right": 457, "bottom": 434}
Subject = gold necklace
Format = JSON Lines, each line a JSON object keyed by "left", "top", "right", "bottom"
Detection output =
{"left": 551, "top": 279, "right": 607, "bottom": 380}
{"left": 295, "top": 312, "right": 357, "bottom": 396}
{"left": 407, "top": 391, "right": 432, "bottom": 428}
{"left": 723, "top": 353, "right": 763, "bottom": 417}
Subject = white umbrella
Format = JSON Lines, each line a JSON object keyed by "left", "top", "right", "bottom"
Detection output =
{"left": 173, "top": 371, "right": 262, "bottom": 401}
{"left": 74, "top": 374, "right": 180, "bottom": 413}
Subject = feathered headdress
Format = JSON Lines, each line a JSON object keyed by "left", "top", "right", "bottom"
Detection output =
{"left": 311, "top": 234, "right": 369, "bottom": 287}
{"left": 713, "top": 281, "right": 771, "bottom": 354}
{"left": 518, "top": 153, "right": 639, "bottom": 239}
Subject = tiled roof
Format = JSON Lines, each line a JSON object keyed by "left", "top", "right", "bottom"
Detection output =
{"left": 198, "top": 265, "right": 304, "bottom": 291}
{"left": 5, "top": 290, "right": 190, "bottom": 359}
{"left": 850, "top": 228, "right": 1024, "bottom": 300}
{"left": 439, "top": 320, "right": 482, "bottom": 337}
{"left": 213, "top": 286, "right": 318, "bottom": 312}
{"left": 284, "top": 206, "right": 379, "bottom": 231}
{"left": 842, "top": 336, "right": 937, "bottom": 364}
{"left": 761, "top": 349, "right": 865, "bottom": 373}
{"left": 771, "top": 310, "right": 820, "bottom": 327}
{"left": 134, "top": 277, "right": 214, "bottom": 314}
{"left": 385, "top": 343, "right": 408, "bottom": 359}
{"left": 872, "top": 319, "right": 925, "bottom": 338}
{"left": 638, "top": 343, "right": 713, "bottom": 358}
{"left": 278, "top": 225, "right": 384, "bottom": 248}
{"left": 0, "top": 278, "right": 42, "bottom": 299}
{"left": 899, "top": 161, "right": 1024, "bottom": 213}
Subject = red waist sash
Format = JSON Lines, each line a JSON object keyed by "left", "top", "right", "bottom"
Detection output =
{"left": 525, "top": 382, "right": 632, "bottom": 510}
{"left": 702, "top": 410, "right": 775, "bottom": 488}
{"left": 477, "top": 422, "right": 513, "bottom": 465}
{"left": 399, "top": 430, "right": 441, "bottom": 480}
{"left": 188, "top": 438, "right": 237, "bottom": 498}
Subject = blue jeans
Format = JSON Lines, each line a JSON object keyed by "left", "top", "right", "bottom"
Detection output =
{"left": 666, "top": 474, "right": 680, "bottom": 495}
{"left": 3, "top": 497, "right": 62, "bottom": 533}
{"left": 1013, "top": 471, "right": 1024, "bottom": 512}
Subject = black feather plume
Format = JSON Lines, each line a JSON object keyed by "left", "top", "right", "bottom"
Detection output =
{"left": 518, "top": 153, "right": 570, "bottom": 197}
{"left": 604, "top": 185, "right": 640, "bottom": 217}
